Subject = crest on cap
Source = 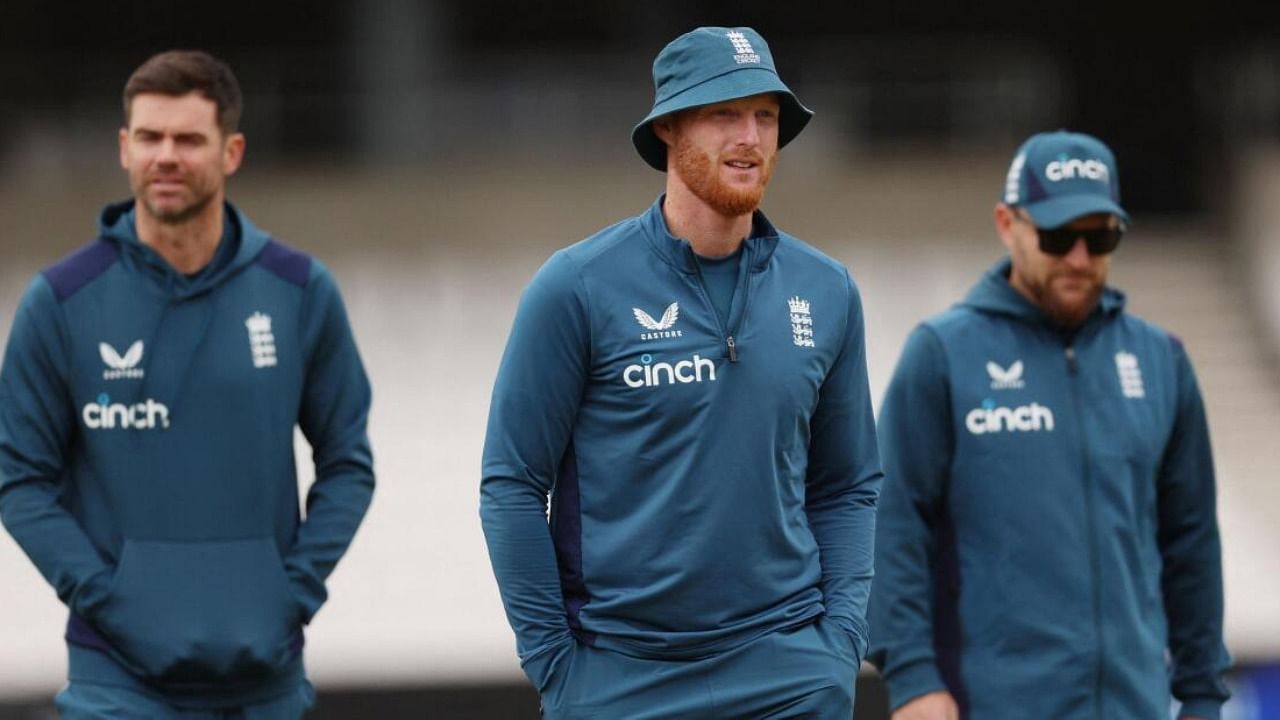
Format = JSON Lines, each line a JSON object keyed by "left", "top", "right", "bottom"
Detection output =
{"left": 726, "top": 31, "right": 761, "bottom": 64}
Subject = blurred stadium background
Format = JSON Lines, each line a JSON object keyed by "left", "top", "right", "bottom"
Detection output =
{"left": 1, "top": 3, "right": 1279, "bottom": 718}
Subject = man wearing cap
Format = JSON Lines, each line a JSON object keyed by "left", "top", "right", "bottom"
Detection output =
{"left": 481, "top": 26, "right": 881, "bottom": 718}
{"left": 867, "top": 131, "right": 1230, "bottom": 719}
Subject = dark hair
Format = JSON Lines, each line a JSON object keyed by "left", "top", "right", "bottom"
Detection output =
{"left": 123, "top": 50, "right": 242, "bottom": 135}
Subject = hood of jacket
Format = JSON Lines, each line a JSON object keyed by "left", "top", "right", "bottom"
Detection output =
{"left": 959, "top": 256, "right": 1126, "bottom": 332}
{"left": 97, "top": 199, "right": 271, "bottom": 300}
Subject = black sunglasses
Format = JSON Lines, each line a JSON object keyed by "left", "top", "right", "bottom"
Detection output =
{"left": 1013, "top": 209, "right": 1124, "bottom": 256}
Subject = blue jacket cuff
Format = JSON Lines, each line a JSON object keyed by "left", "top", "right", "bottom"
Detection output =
{"left": 884, "top": 658, "right": 947, "bottom": 712}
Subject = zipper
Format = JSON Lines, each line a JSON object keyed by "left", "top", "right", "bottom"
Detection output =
{"left": 728, "top": 254, "right": 755, "bottom": 363}
{"left": 688, "top": 242, "right": 754, "bottom": 364}
{"left": 1065, "top": 343, "right": 1104, "bottom": 716}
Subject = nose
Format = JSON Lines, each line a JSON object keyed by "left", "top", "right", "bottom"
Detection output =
{"left": 1062, "top": 236, "right": 1091, "bottom": 266}
{"left": 735, "top": 115, "right": 761, "bottom": 147}
{"left": 155, "top": 137, "right": 179, "bottom": 164}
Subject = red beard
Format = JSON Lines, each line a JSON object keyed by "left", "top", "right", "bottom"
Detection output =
{"left": 672, "top": 136, "right": 775, "bottom": 218}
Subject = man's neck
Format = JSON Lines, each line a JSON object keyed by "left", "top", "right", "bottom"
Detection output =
{"left": 662, "top": 183, "right": 754, "bottom": 258}
{"left": 135, "top": 199, "right": 224, "bottom": 275}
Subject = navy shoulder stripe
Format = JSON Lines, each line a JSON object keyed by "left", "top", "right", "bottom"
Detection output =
{"left": 256, "top": 239, "right": 312, "bottom": 287}
{"left": 42, "top": 239, "right": 120, "bottom": 302}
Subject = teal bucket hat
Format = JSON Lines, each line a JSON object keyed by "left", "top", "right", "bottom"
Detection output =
{"left": 632, "top": 26, "right": 814, "bottom": 172}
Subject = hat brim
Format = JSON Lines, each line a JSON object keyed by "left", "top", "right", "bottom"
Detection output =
{"left": 1023, "top": 194, "right": 1130, "bottom": 229}
{"left": 631, "top": 67, "right": 813, "bottom": 172}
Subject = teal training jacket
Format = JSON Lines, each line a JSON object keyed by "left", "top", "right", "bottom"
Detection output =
{"left": 481, "top": 196, "right": 882, "bottom": 693}
{"left": 0, "top": 200, "right": 374, "bottom": 708}
{"left": 868, "top": 258, "right": 1231, "bottom": 719}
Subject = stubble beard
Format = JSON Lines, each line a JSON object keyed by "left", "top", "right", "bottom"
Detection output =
{"left": 143, "top": 193, "right": 215, "bottom": 225}
{"left": 1022, "top": 266, "right": 1105, "bottom": 329}
{"left": 135, "top": 171, "right": 217, "bottom": 226}
{"left": 673, "top": 136, "right": 774, "bottom": 218}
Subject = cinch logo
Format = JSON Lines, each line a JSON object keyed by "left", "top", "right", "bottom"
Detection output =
{"left": 1045, "top": 156, "right": 1110, "bottom": 183}
{"left": 99, "top": 340, "right": 144, "bottom": 381}
{"left": 965, "top": 399, "right": 1055, "bottom": 435}
{"left": 82, "top": 393, "right": 170, "bottom": 430}
{"left": 622, "top": 353, "right": 717, "bottom": 388}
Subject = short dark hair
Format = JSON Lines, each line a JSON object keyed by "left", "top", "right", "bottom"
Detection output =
{"left": 123, "top": 50, "right": 242, "bottom": 135}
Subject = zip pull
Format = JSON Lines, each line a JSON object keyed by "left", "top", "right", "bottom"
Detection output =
{"left": 1065, "top": 346, "right": 1078, "bottom": 374}
{"left": 726, "top": 335, "right": 738, "bottom": 363}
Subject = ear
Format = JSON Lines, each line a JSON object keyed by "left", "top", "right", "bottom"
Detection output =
{"left": 118, "top": 127, "right": 129, "bottom": 170}
{"left": 994, "top": 203, "right": 1018, "bottom": 253}
{"left": 222, "top": 132, "right": 246, "bottom": 177}
{"left": 652, "top": 114, "right": 677, "bottom": 147}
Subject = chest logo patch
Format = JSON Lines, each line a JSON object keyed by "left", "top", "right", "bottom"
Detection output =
{"left": 788, "top": 296, "right": 814, "bottom": 348}
{"left": 622, "top": 352, "right": 716, "bottom": 388}
{"left": 633, "top": 302, "right": 683, "bottom": 340}
{"left": 965, "top": 398, "right": 1055, "bottom": 435}
{"left": 987, "top": 360, "right": 1025, "bottom": 390}
{"left": 83, "top": 393, "right": 169, "bottom": 430}
{"left": 100, "top": 340, "right": 145, "bottom": 381}
{"left": 1115, "top": 351, "right": 1144, "bottom": 398}
{"left": 246, "top": 312, "right": 278, "bottom": 369}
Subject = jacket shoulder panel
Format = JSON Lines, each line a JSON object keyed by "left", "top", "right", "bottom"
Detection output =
{"left": 561, "top": 216, "right": 642, "bottom": 272}
{"left": 41, "top": 239, "right": 120, "bottom": 302}
{"left": 919, "top": 303, "right": 980, "bottom": 340}
{"left": 774, "top": 233, "right": 848, "bottom": 277}
{"left": 1116, "top": 311, "right": 1178, "bottom": 347}
{"left": 255, "top": 239, "right": 313, "bottom": 288}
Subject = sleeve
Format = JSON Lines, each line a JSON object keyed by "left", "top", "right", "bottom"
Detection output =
{"left": 0, "top": 277, "right": 114, "bottom": 618}
{"left": 287, "top": 264, "right": 376, "bottom": 624}
{"left": 865, "top": 323, "right": 955, "bottom": 710}
{"left": 1158, "top": 340, "right": 1231, "bottom": 719}
{"left": 479, "top": 250, "right": 589, "bottom": 687}
{"left": 804, "top": 271, "right": 884, "bottom": 664}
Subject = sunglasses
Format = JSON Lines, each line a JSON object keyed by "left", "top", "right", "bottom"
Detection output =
{"left": 1012, "top": 209, "right": 1124, "bottom": 256}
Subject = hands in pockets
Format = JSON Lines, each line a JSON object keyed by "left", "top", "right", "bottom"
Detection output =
{"left": 93, "top": 537, "right": 303, "bottom": 685}
{"left": 522, "top": 637, "right": 578, "bottom": 708}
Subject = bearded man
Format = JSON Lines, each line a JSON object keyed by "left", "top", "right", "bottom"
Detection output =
{"left": 480, "top": 26, "right": 883, "bottom": 720}
{"left": 868, "top": 131, "right": 1230, "bottom": 720}
{"left": 0, "top": 50, "right": 373, "bottom": 718}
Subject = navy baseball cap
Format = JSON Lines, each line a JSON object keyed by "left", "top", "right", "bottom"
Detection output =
{"left": 632, "top": 26, "right": 813, "bottom": 172}
{"left": 1002, "top": 130, "right": 1130, "bottom": 229}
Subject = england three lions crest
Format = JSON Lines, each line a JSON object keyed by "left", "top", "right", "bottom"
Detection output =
{"left": 788, "top": 297, "right": 814, "bottom": 348}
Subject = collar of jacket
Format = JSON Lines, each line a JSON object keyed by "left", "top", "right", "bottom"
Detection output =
{"left": 97, "top": 198, "right": 272, "bottom": 301}
{"left": 640, "top": 194, "right": 780, "bottom": 275}
{"left": 962, "top": 256, "right": 1127, "bottom": 329}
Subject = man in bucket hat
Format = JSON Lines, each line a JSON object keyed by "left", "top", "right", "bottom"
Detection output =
{"left": 482, "top": 26, "right": 882, "bottom": 719}
{"left": 868, "top": 131, "right": 1230, "bottom": 719}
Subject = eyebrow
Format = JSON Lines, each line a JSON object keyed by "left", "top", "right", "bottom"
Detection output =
{"left": 131, "top": 127, "right": 209, "bottom": 140}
